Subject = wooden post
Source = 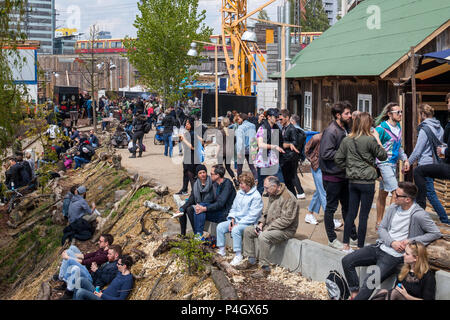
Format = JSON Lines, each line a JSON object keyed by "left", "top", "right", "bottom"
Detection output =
{"left": 410, "top": 47, "right": 417, "bottom": 147}
{"left": 281, "top": 25, "right": 286, "bottom": 110}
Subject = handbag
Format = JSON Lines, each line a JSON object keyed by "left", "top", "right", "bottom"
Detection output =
{"left": 351, "top": 138, "right": 381, "bottom": 178}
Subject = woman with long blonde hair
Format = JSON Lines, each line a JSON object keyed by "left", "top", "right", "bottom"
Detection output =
{"left": 371, "top": 241, "right": 436, "bottom": 300}
{"left": 335, "top": 112, "right": 387, "bottom": 253}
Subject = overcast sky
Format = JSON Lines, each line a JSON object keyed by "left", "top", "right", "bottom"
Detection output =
{"left": 55, "top": 0, "right": 282, "bottom": 39}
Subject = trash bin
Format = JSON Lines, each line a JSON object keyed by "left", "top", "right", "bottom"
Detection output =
{"left": 305, "top": 131, "right": 320, "bottom": 144}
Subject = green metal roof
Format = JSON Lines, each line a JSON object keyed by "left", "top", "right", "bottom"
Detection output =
{"left": 284, "top": 0, "right": 450, "bottom": 79}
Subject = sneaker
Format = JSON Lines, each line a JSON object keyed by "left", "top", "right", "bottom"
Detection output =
{"left": 175, "top": 190, "right": 188, "bottom": 196}
{"left": 305, "top": 214, "right": 318, "bottom": 225}
{"left": 172, "top": 212, "right": 184, "bottom": 219}
{"left": 230, "top": 255, "right": 243, "bottom": 266}
{"left": 296, "top": 193, "right": 306, "bottom": 199}
{"left": 342, "top": 247, "right": 355, "bottom": 254}
{"left": 250, "top": 267, "right": 270, "bottom": 279}
{"left": 217, "top": 248, "right": 226, "bottom": 257}
{"left": 350, "top": 239, "right": 358, "bottom": 246}
{"left": 328, "top": 239, "right": 344, "bottom": 250}
{"left": 334, "top": 219, "right": 343, "bottom": 230}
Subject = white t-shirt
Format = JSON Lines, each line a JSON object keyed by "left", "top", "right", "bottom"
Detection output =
{"left": 380, "top": 204, "right": 415, "bottom": 257}
{"left": 387, "top": 121, "right": 400, "bottom": 137}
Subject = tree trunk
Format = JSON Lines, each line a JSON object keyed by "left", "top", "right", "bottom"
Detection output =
{"left": 211, "top": 267, "right": 238, "bottom": 300}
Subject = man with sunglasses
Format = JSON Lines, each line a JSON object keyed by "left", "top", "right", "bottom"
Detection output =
{"left": 342, "top": 181, "right": 441, "bottom": 300}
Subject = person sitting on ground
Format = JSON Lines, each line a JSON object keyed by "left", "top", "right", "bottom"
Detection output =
{"left": 175, "top": 164, "right": 216, "bottom": 237}
{"left": 216, "top": 171, "right": 263, "bottom": 266}
{"left": 74, "top": 254, "right": 134, "bottom": 300}
{"left": 371, "top": 241, "right": 436, "bottom": 300}
{"left": 62, "top": 185, "right": 78, "bottom": 220}
{"left": 54, "top": 234, "right": 113, "bottom": 299}
{"left": 70, "top": 245, "right": 122, "bottom": 300}
{"left": 73, "top": 138, "right": 95, "bottom": 169}
{"left": 174, "top": 164, "right": 236, "bottom": 237}
{"left": 24, "top": 151, "right": 36, "bottom": 180}
{"left": 4, "top": 157, "right": 31, "bottom": 190}
{"left": 342, "top": 181, "right": 441, "bottom": 300}
{"left": 89, "top": 129, "right": 100, "bottom": 148}
{"left": 236, "top": 176, "right": 299, "bottom": 278}
{"left": 67, "top": 185, "right": 97, "bottom": 224}
{"left": 70, "top": 127, "right": 80, "bottom": 141}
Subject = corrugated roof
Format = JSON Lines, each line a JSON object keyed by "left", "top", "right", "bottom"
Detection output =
{"left": 284, "top": 0, "right": 450, "bottom": 79}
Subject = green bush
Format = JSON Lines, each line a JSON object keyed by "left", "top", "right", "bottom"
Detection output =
{"left": 170, "top": 234, "right": 212, "bottom": 275}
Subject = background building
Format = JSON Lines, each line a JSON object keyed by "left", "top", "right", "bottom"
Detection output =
{"left": 24, "top": 0, "right": 56, "bottom": 55}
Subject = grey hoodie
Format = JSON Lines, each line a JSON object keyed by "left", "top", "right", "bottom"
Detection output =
{"left": 409, "top": 118, "right": 444, "bottom": 166}
{"left": 377, "top": 203, "right": 442, "bottom": 248}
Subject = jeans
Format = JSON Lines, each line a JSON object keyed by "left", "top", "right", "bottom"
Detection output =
{"left": 59, "top": 245, "right": 81, "bottom": 280}
{"left": 193, "top": 207, "right": 226, "bottom": 236}
{"left": 425, "top": 177, "right": 448, "bottom": 223}
{"left": 414, "top": 163, "right": 450, "bottom": 223}
{"left": 257, "top": 165, "right": 284, "bottom": 195}
{"left": 62, "top": 259, "right": 92, "bottom": 291}
{"left": 132, "top": 132, "right": 144, "bottom": 154}
{"left": 342, "top": 244, "right": 403, "bottom": 300}
{"left": 73, "top": 276, "right": 95, "bottom": 298}
{"left": 74, "top": 288, "right": 101, "bottom": 300}
{"left": 343, "top": 183, "right": 375, "bottom": 247}
{"left": 216, "top": 221, "right": 250, "bottom": 252}
{"left": 101, "top": 121, "right": 108, "bottom": 131}
{"left": 74, "top": 156, "right": 90, "bottom": 169}
{"left": 308, "top": 168, "right": 327, "bottom": 214}
{"left": 322, "top": 179, "right": 356, "bottom": 243}
{"left": 163, "top": 133, "right": 173, "bottom": 157}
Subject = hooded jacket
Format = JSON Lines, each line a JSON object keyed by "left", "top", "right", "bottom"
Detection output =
{"left": 377, "top": 203, "right": 442, "bottom": 248}
{"left": 227, "top": 186, "right": 263, "bottom": 226}
{"left": 319, "top": 120, "right": 348, "bottom": 178}
{"left": 68, "top": 194, "right": 92, "bottom": 224}
{"left": 409, "top": 118, "right": 444, "bottom": 166}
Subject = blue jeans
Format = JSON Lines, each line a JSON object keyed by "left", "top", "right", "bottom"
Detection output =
{"left": 307, "top": 168, "right": 327, "bottom": 214}
{"left": 62, "top": 259, "right": 92, "bottom": 291}
{"left": 74, "top": 287, "right": 101, "bottom": 300}
{"left": 256, "top": 165, "right": 284, "bottom": 195}
{"left": 342, "top": 244, "right": 403, "bottom": 300}
{"left": 163, "top": 133, "right": 173, "bottom": 157}
{"left": 216, "top": 221, "right": 251, "bottom": 252}
{"left": 58, "top": 245, "right": 81, "bottom": 280}
{"left": 425, "top": 177, "right": 449, "bottom": 223}
{"left": 102, "top": 121, "right": 108, "bottom": 131}
{"left": 74, "top": 156, "right": 90, "bottom": 169}
{"left": 73, "top": 276, "right": 95, "bottom": 298}
{"left": 193, "top": 208, "right": 226, "bottom": 236}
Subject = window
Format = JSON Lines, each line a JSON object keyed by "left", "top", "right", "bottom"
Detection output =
{"left": 357, "top": 94, "right": 372, "bottom": 114}
{"left": 304, "top": 91, "right": 312, "bottom": 130}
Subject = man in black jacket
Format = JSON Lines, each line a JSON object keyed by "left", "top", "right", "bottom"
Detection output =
{"left": 130, "top": 113, "right": 148, "bottom": 158}
{"left": 278, "top": 109, "right": 303, "bottom": 197}
{"left": 161, "top": 109, "right": 177, "bottom": 157}
{"left": 174, "top": 165, "right": 236, "bottom": 236}
{"left": 319, "top": 101, "right": 357, "bottom": 250}
{"left": 5, "top": 157, "right": 31, "bottom": 190}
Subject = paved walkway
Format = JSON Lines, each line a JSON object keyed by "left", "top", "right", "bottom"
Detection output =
{"left": 117, "top": 130, "right": 384, "bottom": 247}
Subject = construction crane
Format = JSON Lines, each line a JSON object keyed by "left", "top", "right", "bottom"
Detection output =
{"left": 221, "top": 0, "right": 277, "bottom": 96}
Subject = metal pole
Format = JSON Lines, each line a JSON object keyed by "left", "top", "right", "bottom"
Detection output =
{"left": 281, "top": 25, "right": 286, "bottom": 110}
{"left": 215, "top": 44, "right": 219, "bottom": 128}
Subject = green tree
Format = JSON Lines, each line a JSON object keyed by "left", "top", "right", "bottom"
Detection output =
{"left": 257, "top": 9, "right": 270, "bottom": 22}
{"left": 301, "top": 0, "right": 330, "bottom": 32}
{"left": 0, "top": 0, "right": 28, "bottom": 157}
{"left": 124, "top": 0, "right": 212, "bottom": 107}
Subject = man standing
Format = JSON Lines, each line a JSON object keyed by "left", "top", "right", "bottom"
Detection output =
{"left": 408, "top": 104, "right": 447, "bottom": 224}
{"left": 130, "top": 112, "right": 148, "bottom": 158}
{"left": 342, "top": 182, "right": 441, "bottom": 300}
{"left": 161, "top": 109, "right": 176, "bottom": 158}
{"left": 319, "top": 102, "right": 356, "bottom": 250}
{"left": 235, "top": 113, "right": 257, "bottom": 179}
{"left": 278, "top": 109, "right": 303, "bottom": 198}
{"left": 375, "top": 103, "right": 410, "bottom": 228}
{"left": 237, "top": 176, "right": 299, "bottom": 278}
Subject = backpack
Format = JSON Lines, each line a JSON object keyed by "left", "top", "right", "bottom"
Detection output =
{"left": 326, "top": 270, "right": 350, "bottom": 300}
{"left": 295, "top": 128, "right": 307, "bottom": 162}
{"left": 144, "top": 122, "right": 151, "bottom": 134}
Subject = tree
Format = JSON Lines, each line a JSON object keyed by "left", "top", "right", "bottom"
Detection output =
{"left": 0, "top": 0, "right": 29, "bottom": 157}
{"left": 124, "top": 0, "right": 212, "bottom": 107}
{"left": 257, "top": 9, "right": 270, "bottom": 22}
{"left": 301, "top": 0, "right": 330, "bottom": 32}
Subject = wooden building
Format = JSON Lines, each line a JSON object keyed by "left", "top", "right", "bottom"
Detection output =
{"left": 284, "top": 0, "right": 450, "bottom": 159}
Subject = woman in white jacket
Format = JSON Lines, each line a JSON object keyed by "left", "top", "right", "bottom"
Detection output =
{"left": 216, "top": 172, "right": 263, "bottom": 266}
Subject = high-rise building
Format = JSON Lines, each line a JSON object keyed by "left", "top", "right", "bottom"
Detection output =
{"left": 24, "top": 0, "right": 56, "bottom": 54}
{"left": 322, "top": 0, "right": 339, "bottom": 26}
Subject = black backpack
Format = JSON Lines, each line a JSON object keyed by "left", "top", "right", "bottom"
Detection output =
{"left": 295, "top": 128, "right": 307, "bottom": 162}
{"left": 326, "top": 270, "right": 350, "bottom": 300}
{"left": 144, "top": 122, "right": 151, "bottom": 133}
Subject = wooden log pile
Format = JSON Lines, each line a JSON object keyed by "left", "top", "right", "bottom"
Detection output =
{"left": 427, "top": 225, "right": 450, "bottom": 271}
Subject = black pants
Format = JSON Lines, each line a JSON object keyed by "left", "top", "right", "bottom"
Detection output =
{"left": 236, "top": 154, "right": 257, "bottom": 179}
{"left": 218, "top": 156, "right": 235, "bottom": 179}
{"left": 293, "top": 162, "right": 304, "bottom": 195}
{"left": 323, "top": 179, "right": 356, "bottom": 243}
{"left": 342, "top": 244, "right": 403, "bottom": 300}
{"left": 132, "top": 131, "right": 144, "bottom": 154}
{"left": 179, "top": 206, "right": 195, "bottom": 236}
{"left": 181, "top": 163, "right": 196, "bottom": 193}
{"left": 281, "top": 160, "right": 304, "bottom": 196}
{"left": 344, "top": 183, "right": 375, "bottom": 247}
{"left": 414, "top": 163, "right": 450, "bottom": 210}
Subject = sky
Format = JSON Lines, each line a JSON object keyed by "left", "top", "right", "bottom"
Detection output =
{"left": 55, "top": 0, "right": 283, "bottom": 39}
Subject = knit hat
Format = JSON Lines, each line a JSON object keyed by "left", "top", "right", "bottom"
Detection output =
{"left": 196, "top": 164, "right": 207, "bottom": 175}
{"left": 77, "top": 185, "right": 87, "bottom": 195}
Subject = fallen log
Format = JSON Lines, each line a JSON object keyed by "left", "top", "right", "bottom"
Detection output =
{"left": 147, "top": 256, "right": 176, "bottom": 300}
{"left": 204, "top": 246, "right": 239, "bottom": 277}
{"left": 131, "top": 248, "right": 147, "bottom": 261}
{"left": 153, "top": 236, "right": 181, "bottom": 257}
{"left": 427, "top": 238, "right": 450, "bottom": 271}
{"left": 36, "top": 282, "right": 52, "bottom": 300}
{"left": 211, "top": 267, "right": 238, "bottom": 300}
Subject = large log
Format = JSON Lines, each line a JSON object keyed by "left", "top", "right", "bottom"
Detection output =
{"left": 211, "top": 267, "right": 238, "bottom": 300}
{"left": 427, "top": 238, "right": 450, "bottom": 271}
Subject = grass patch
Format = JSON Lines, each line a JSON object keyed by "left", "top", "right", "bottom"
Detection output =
{"left": 130, "top": 187, "right": 153, "bottom": 202}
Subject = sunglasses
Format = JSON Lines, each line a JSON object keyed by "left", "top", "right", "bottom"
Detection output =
{"left": 394, "top": 191, "right": 409, "bottom": 198}
{"left": 117, "top": 262, "right": 123, "bottom": 266}
{"left": 390, "top": 110, "right": 403, "bottom": 115}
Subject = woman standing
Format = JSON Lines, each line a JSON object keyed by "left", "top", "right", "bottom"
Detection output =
{"left": 371, "top": 241, "right": 436, "bottom": 300}
{"left": 176, "top": 117, "right": 197, "bottom": 195}
{"left": 218, "top": 117, "right": 238, "bottom": 185}
{"left": 335, "top": 112, "right": 387, "bottom": 253}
